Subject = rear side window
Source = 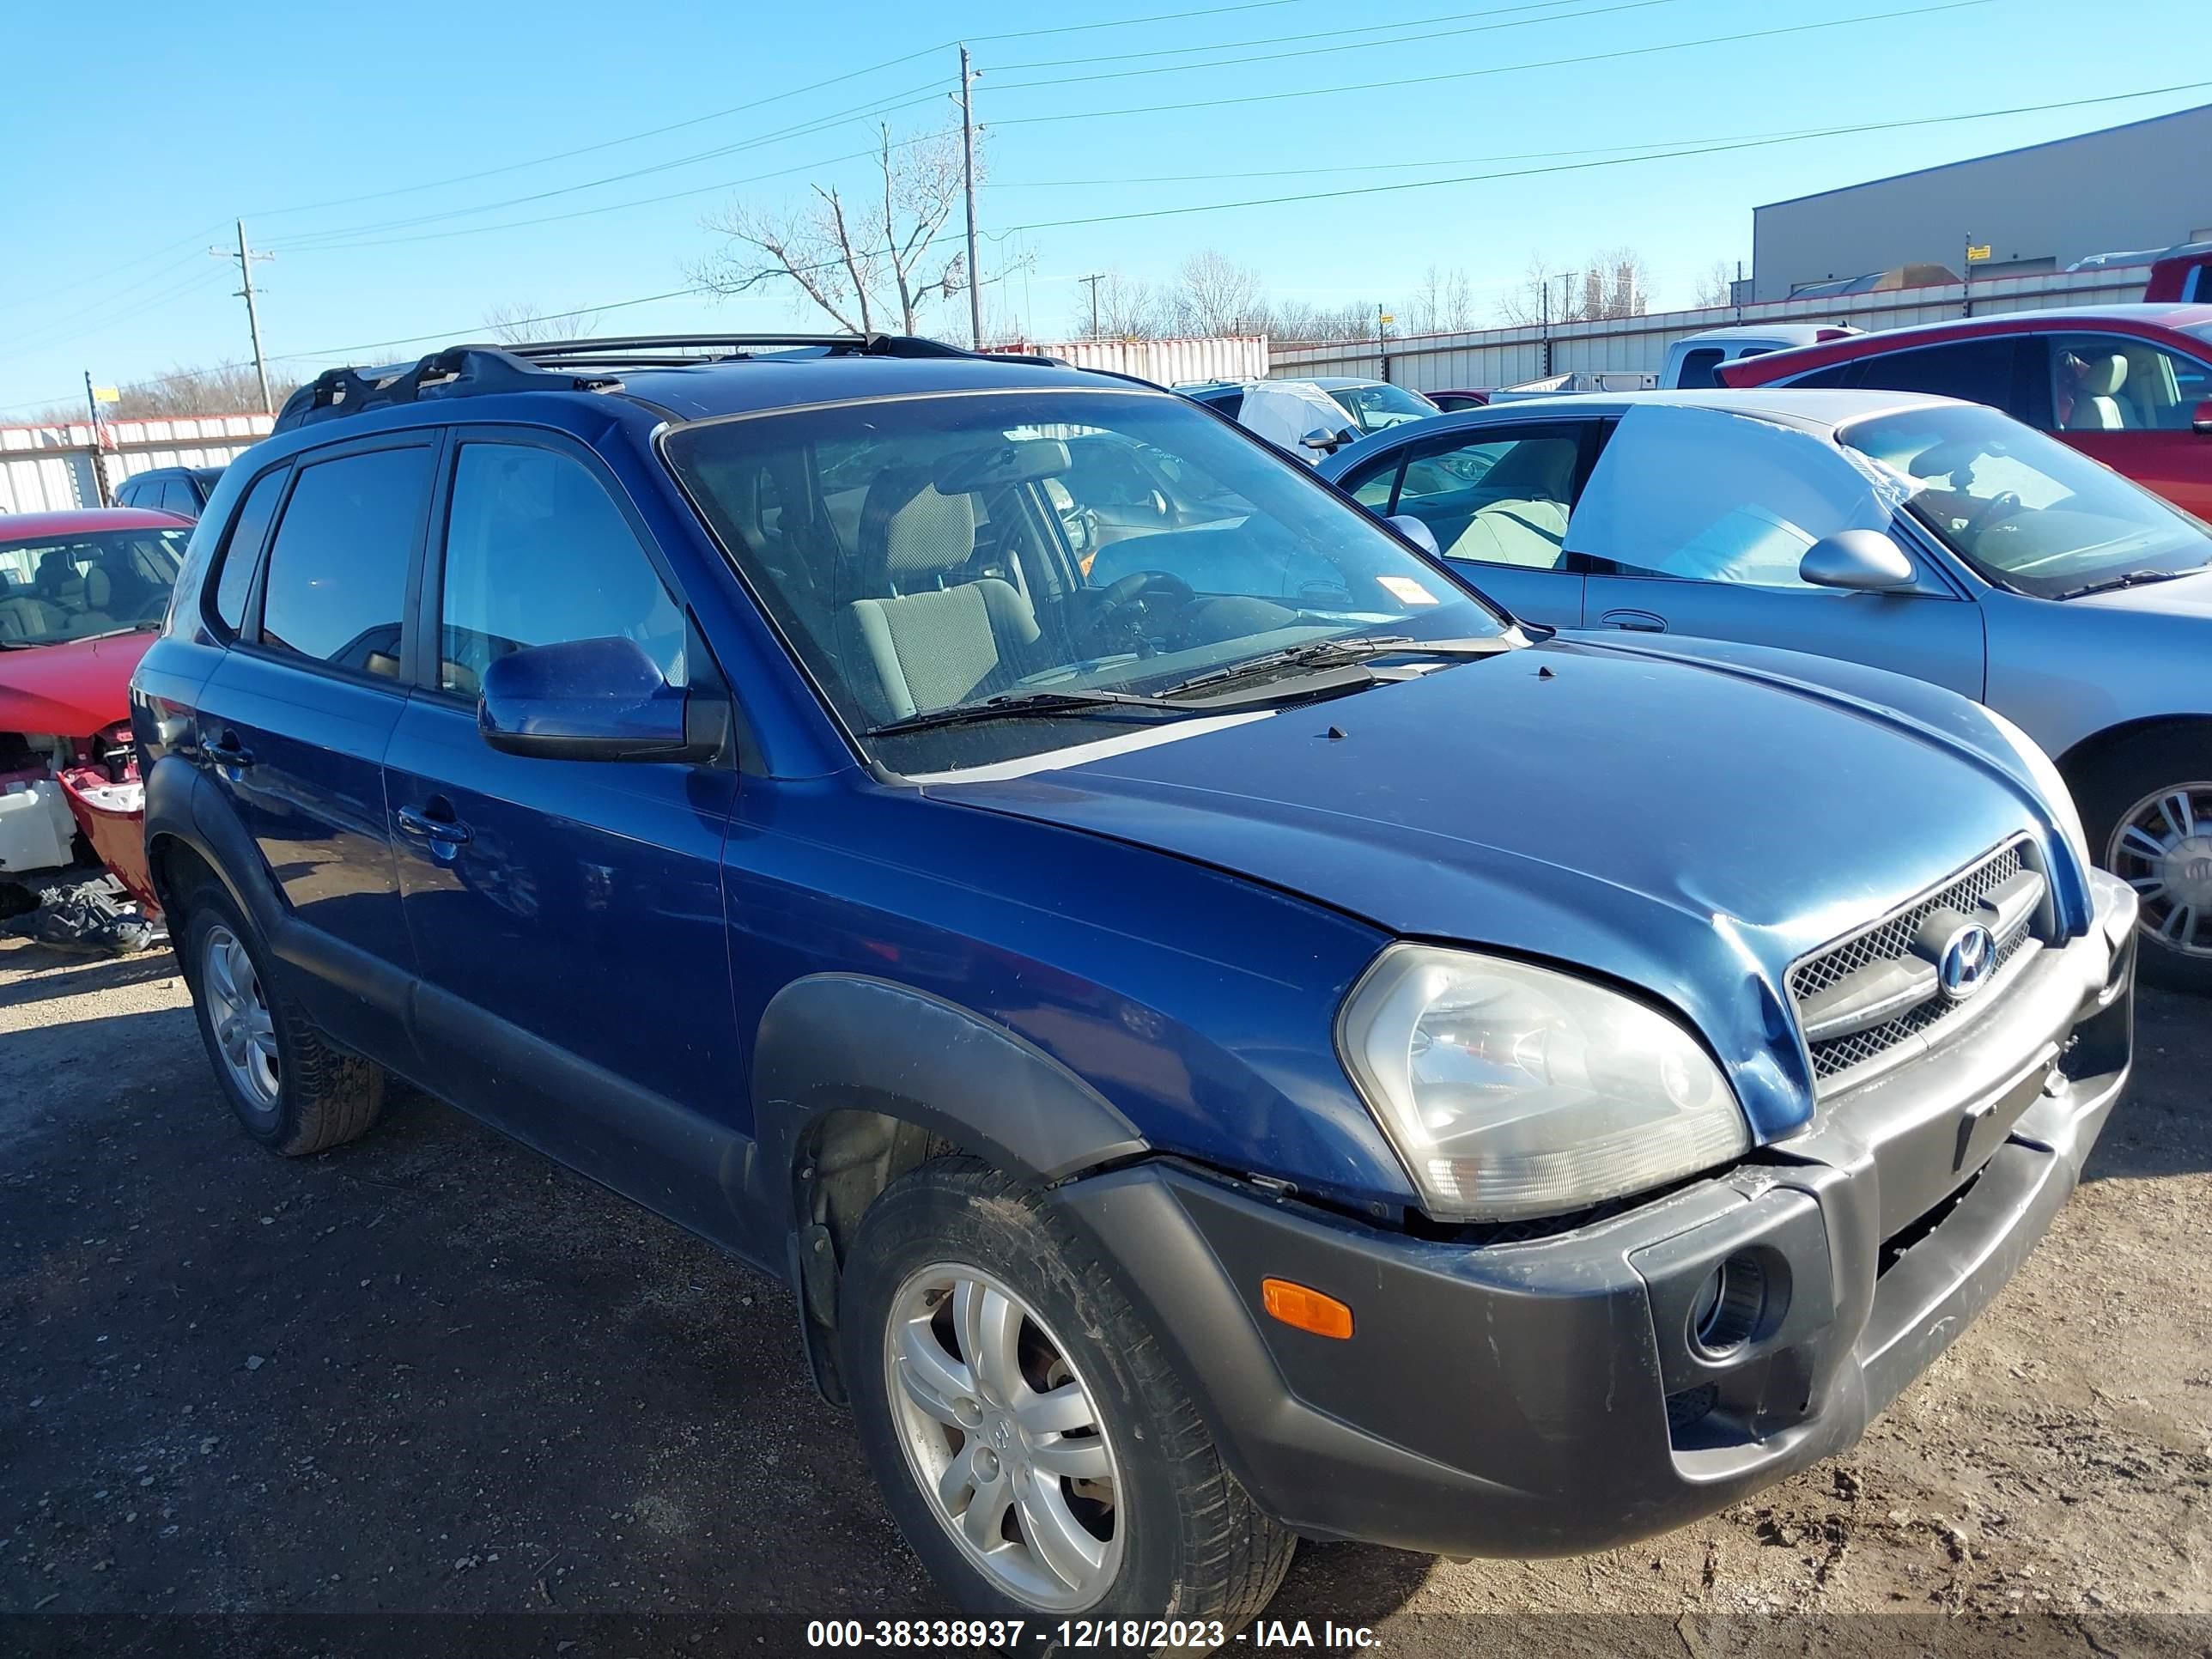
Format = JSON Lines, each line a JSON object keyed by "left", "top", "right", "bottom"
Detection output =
{"left": 1835, "top": 340, "right": 2019, "bottom": 412}
{"left": 435, "top": 443, "right": 687, "bottom": 697}
{"left": 1673, "top": 347, "right": 1726, "bottom": 389}
{"left": 160, "top": 480, "right": 198, "bottom": 518}
{"left": 115, "top": 477, "right": 149, "bottom": 508}
{"left": 211, "top": 468, "right": 289, "bottom": 634}
{"left": 258, "top": 446, "right": 432, "bottom": 678}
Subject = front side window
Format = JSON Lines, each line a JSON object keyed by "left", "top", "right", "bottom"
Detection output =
{"left": 437, "top": 444, "right": 688, "bottom": 697}
{"left": 665, "top": 389, "right": 1504, "bottom": 772}
{"left": 0, "top": 527, "right": 186, "bottom": 645}
{"left": 1841, "top": 403, "right": 2211, "bottom": 599}
{"left": 1329, "top": 382, "right": 1437, "bottom": 433}
{"left": 1386, "top": 430, "right": 1581, "bottom": 569}
{"left": 257, "top": 446, "right": 431, "bottom": 677}
{"left": 2045, "top": 332, "right": 2212, "bottom": 432}
{"left": 1575, "top": 406, "right": 1892, "bottom": 590}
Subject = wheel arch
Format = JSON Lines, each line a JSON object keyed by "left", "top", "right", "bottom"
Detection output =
{"left": 2055, "top": 713, "right": 2212, "bottom": 789}
{"left": 750, "top": 973, "right": 1148, "bottom": 1403}
{"left": 143, "top": 755, "right": 279, "bottom": 938}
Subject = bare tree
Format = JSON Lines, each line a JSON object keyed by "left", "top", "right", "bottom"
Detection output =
{"left": 1173, "top": 250, "right": 1267, "bottom": 337}
{"left": 694, "top": 121, "right": 971, "bottom": 337}
{"left": 480, "top": 301, "right": 596, "bottom": 344}
{"left": 1692, "top": 259, "right": 1741, "bottom": 309}
{"left": 1407, "top": 264, "right": 1478, "bottom": 334}
{"left": 1070, "top": 271, "right": 1169, "bottom": 340}
{"left": 44, "top": 362, "right": 303, "bottom": 421}
{"left": 1500, "top": 248, "right": 1652, "bottom": 326}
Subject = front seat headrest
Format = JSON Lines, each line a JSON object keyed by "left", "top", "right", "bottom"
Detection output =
{"left": 860, "top": 467, "right": 978, "bottom": 592}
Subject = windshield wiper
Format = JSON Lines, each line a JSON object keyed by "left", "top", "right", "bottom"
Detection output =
{"left": 70, "top": 621, "right": 167, "bottom": 643}
{"left": 865, "top": 687, "right": 1189, "bottom": 738}
{"left": 1151, "top": 635, "right": 1507, "bottom": 701}
{"left": 2054, "top": 565, "right": 2205, "bottom": 599}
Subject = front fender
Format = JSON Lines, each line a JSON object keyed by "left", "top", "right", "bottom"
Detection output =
{"left": 749, "top": 972, "right": 1148, "bottom": 1237}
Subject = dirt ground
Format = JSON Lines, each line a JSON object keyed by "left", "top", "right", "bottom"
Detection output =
{"left": 2, "top": 931, "right": 2206, "bottom": 1657}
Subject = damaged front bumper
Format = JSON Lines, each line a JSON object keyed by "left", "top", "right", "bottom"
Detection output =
{"left": 1052, "top": 872, "right": 2137, "bottom": 1558}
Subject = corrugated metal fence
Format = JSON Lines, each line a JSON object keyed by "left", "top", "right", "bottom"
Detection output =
{"left": 0, "top": 412, "right": 274, "bottom": 516}
{"left": 1009, "top": 337, "right": 1269, "bottom": 384}
{"left": 1271, "top": 268, "right": 2153, "bottom": 392}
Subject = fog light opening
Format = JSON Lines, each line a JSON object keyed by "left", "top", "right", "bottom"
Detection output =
{"left": 1687, "top": 1252, "right": 1770, "bottom": 1359}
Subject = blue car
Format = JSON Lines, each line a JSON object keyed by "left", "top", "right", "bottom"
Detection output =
{"left": 133, "top": 336, "right": 2136, "bottom": 1643}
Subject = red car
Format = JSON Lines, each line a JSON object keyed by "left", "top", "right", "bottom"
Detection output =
{"left": 1, "top": 507, "right": 187, "bottom": 903}
{"left": 1719, "top": 304, "right": 2212, "bottom": 519}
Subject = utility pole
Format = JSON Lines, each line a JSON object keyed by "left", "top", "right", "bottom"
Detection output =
{"left": 959, "top": 46, "right": 983, "bottom": 349}
{"left": 1079, "top": 272, "right": 1106, "bottom": 339}
{"left": 82, "top": 372, "right": 111, "bottom": 506}
{"left": 211, "top": 220, "right": 275, "bottom": 414}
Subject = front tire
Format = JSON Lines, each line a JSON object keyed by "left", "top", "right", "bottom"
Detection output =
{"left": 2072, "top": 730, "right": 2212, "bottom": 994}
{"left": 177, "top": 882, "right": 387, "bottom": 1155}
{"left": 841, "top": 1156, "right": 1293, "bottom": 1652}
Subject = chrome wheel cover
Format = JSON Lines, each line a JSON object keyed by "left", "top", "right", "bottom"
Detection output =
{"left": 201, "top": 923, "right": 280, "bottom": 1109}
{"left": 883, "top": 1262, "right": 1122, "bottom": 1611}
{"left": 2108, "top": 781, "right": 2212, "bottom": 959}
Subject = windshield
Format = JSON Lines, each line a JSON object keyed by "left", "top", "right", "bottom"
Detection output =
{"left": 1329, "top": 382, "right": 1439, "bottom": 433}
{"left": 664, "top": 387, "right": 1503, "bottom": 772}
{"left": 1838, "top": 404, "right": 2210, "bottom": 599}
{"left": 0, "top": 526, "right": 185, "bottom": 645}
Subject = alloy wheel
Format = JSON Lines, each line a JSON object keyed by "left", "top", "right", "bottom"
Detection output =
{"left": 883, "top": 1262, "right": 1122, "bottom": 1611}
{"left": 2108, "top": 781, "right": 2212, "bottom": 958}
{"left": 202, "top": 923, "right": 280, "bottom": 1109}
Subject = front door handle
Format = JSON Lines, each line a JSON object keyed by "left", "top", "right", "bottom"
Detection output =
{"left": 204, "top": 730, "right": 256, "bottom": 769}
{"left": 397, "top": 803, "right": 473, "bottom": 847}
{"left": 1599, "top": 608, "right": 1668, "bottom": 633}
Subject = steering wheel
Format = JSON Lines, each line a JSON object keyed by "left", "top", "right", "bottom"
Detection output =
{"left": 1089, "top": 569, "right": 1196, "bottom": 653}
{"left": 1960, "top": 489, "right": 2023, "bottom": 543}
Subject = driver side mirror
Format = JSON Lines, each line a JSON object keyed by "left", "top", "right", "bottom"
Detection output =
{"left": 2192, "top": 398, "right": 2212, "bottom": 435}
{"left": 1800, "top": 529, "right": 1915, "bottom": 592}
{"left": 478, "top": 636, "right": 727, "bottom": 763}
{"left": 1386, "top": 514, "right": 1442, "bottom": 558}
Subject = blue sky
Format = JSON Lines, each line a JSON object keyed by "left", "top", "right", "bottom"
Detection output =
{"left": 4, "top": 0, "right": 2205, "bottom": 414}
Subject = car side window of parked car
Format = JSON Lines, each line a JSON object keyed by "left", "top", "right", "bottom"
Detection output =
{"left": 256, "top": 445, "right": 433, "bottom": 678}
{"left": 210, "top": 467, "right": 291, "bottom": 635}
{"left": 1820, "top": 338, "right": 2025, "bottom": 416}
{"left": 2040, "top": 333, "right": 2212, "bottom": 432}
{"left": 435, "top": 442, "right": 689, "bottom": 698}
{"left": 160, "top": 479, "right": 199, "bottom": 519}
{"left": 1673, "top": 348, "right": 1727, "bottom": 389}
{"left": 1574, "top": 405, "right": 1893, "bottom": 588}
{"left": 1340, "top": 429, "right": 1584, "bottom": 569}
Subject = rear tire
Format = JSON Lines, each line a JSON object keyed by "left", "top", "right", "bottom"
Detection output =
{"left": 2071, "top": 728, "right": 2212, "bottom": 995}
{"left": 841, "top": 1156, "right": 1294, "bottom": 1653}
{"left": 177, "top": 881, "right": 387, "bottom": 1155}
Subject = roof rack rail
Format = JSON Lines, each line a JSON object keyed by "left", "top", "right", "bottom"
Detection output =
{"left": 272, "top": 343, "right": 624, "bottom": 434}
{"left": 270, "top": 332, "right": 1068, "bottom": 434}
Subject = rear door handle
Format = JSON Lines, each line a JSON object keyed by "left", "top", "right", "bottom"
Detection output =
{"left": 204, "top": 730, "right": 256, "bottom": 768}
{"left": 397, "top": 803, "right": 473, "bottom": 847}
{"left": 1599, "top": 608, "right": 1668, "bottom": 633}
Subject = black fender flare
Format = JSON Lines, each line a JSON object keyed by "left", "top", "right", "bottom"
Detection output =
{"left": 750, "top": 974, "right": 1149, "bottom": 1237}
{"left": 142, "top": 754, "right": 282, "bottom": 939}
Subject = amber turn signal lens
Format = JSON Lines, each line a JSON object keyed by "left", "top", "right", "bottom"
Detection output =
{"left": 1261, "top": 1278, "right": 1353, "bottom": 1340}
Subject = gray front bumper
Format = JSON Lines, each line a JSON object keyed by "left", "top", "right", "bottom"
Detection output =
{"left": 1054, "top": 874, "right": 2137, "bottom": 1558}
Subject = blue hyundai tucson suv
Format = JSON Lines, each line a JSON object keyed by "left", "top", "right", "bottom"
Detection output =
{"left": 132, "top": 335, "right": 2137, "bottom": 1645}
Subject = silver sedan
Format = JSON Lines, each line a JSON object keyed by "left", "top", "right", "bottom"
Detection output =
{"left": 1321, "top": 389, "right": 2212, "bottom": 990}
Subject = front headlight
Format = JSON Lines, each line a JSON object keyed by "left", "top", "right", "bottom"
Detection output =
{"left": 1337, "top": 947, "right": 1749, "bottom": 1223}
{"left": 1978, "top": 705, "right": 2091, "bottom": 874}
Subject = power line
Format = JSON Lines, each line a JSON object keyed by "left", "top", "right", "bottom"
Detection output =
{"left": 967, "top": 0, "right": 1315, "bottom": 44}
{"left": 987, "top": 0, "right": 1996, "bottom": 127}
{"left": 992, "top": 0, "right": 1587, "bottom": 70}
{"left": 248, "top": 44, "right": 953, "bottom": 221}
{"left": 991, "top": 0, "right": 1685, "bottom": 88}
{"left": 264, "top": 78, "right": 954, "bottom": 252}
{"left": 1000, "top": 78, "right": 2209, "bottom": 230}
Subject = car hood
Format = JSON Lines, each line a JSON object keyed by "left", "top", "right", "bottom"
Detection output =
{"left": 925, "top": 636, "right": 2069, "bottom": 1143}
{"left": 0, "top": 631, "right": 154, "bottom": 737}
{"left": 2063, "top": 565, "right": 2212, "bottom": 617}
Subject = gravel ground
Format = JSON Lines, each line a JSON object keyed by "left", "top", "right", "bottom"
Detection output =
{"left": 1, "top": 931, "right": 2206, "bottom": 1657}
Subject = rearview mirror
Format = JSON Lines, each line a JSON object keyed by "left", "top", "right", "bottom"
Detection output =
{"left": 1386, "top": 514, "right": 1442, "bottom": 558}
{"left": 1800, "top": 530, "right": 1915, "bottom": 592}
{"left": 478, "top": 637, "right": 725, "bottom": 763}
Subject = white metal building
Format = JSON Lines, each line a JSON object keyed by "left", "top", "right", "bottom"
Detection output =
{"left": 1750, "top": 103, "right": 2212, "bottom": 302}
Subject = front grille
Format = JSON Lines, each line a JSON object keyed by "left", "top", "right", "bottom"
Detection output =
{"left": 1791, "top": 842, "right": 2039, "bottom": 1085}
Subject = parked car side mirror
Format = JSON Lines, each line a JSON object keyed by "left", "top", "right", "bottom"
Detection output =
{"left": 1299, "top": 426, "right": 1340, "bottom": 453}
{"left": 1800, "top": 530, "right": 1915, "bottom": 592}
{"left": 1387, "top": 514, "right": 1442, "bottom": 558}
{"left": 2191, "top": 398, "right": 2212, "bottom": 435}
{"left": 477, "top": 636, "right": 726, "bottom": 763}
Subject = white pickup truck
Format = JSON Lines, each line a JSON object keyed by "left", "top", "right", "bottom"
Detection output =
{"left": 1662, "top": 323, "right": 1862, "bottom": 388}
